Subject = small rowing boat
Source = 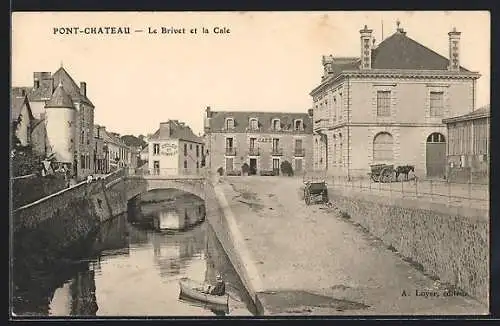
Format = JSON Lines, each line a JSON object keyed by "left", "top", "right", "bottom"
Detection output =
{"left": 179, "top": 277, "right": 229, "bottom": 306}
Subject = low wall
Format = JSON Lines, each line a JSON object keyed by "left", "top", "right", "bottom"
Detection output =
{"left": 328, "top": 187, "right": 489, "bottom": 304}
{"left": 11, "top": 173, "right": 68, "bottom": 209}
{"left": 204, "top": 180, "right": 265, "bottom": 315}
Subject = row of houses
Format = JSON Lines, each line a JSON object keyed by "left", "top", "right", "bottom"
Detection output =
{"left": 143, "top": 22, "right": 489, "bottom": 183}
{"left": 11, "top": 66, "right": 137, "bottom": 180}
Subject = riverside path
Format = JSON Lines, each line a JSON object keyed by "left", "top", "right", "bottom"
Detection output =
{"left": 214, "top": 176, "right": 487, "bottom": 315}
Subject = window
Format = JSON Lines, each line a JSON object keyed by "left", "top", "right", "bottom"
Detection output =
{"left": 196, "top": 145, "right": 199, "bottom": 157}
{"left": 272, "top": 119, "right": 281, "bottom": 131}
{"left": 376, "top": 91, "right": 391, "bottom": 117}
{"left": 196, "top": 161, "right": 199, "bottom": 169}
{"left": 80, "top": 155, "right": 85, "bottom": 169}
{"left": 373, "top": 132, "right": 393, "bottom": 161}
{"left": 226, "top": 138, "right": 233, "bottom": 149}
{"left": 294, "top": 119, "right": 303, "bottom": 131}
{"left": 430, "top": 92, "right": 444, "bottom": 117}
{"left": 249, "top": 118, "right": 258, "bottom": 130}
{"left": 184, "top": 143, "right": 187, "bottom": 156}
{"left": 153, "top": 143, "right": 160, "bottom": 155}
{"left": 80, "top": 130, "right": 85, "bottom": 143}
{"left": 225, "top": 118, "right": 234, "bottom": 129}
{"left": 272, "top": 138, "right": 280, "bottom": 151}
{"left": 427, "top": 132, "right": 445, "bottom": 143}
{"left": 184, "top": 160, "right": 187, "bottom": 169}
{"left": 249, "top": 137, "right": 256, "bottom": 149}
{"left": 338, "top": 134, "right": 342, "bottom": 163}
{"left": 190, "top": 144, "right": 192, "bottom": 150}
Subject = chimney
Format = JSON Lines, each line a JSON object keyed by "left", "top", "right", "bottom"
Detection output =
{"left": 34, "top": 72, "right": 54, "bottom": 94}
{"left": 359, "top": 25, "right": 373, "bottom": 70}
{"left": 206, "top": 106, "right": 211, "bottom": 116}
{"left": 448, "top": 27, "right": 461, "bottom": 72}
{"left": 80, "top": 82, "right": 87, "bottom": 96}
{"left": 321, "top": 55, "right": 334, "bottom": 80}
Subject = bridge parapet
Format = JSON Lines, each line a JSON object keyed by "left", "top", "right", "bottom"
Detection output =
{"left": 124, "top": 168, "right": 208, "bottom": 200}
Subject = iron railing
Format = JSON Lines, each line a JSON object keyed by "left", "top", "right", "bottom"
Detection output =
{"left": 294, "top": 148, "right": 306, "bottom": 157}
{"left": 248, "top": 147, "right": 260, "bottom": 156}
{"left": 126, "top": 167, "right": 207, "bottom": 177}
{"left": 327, "top": 174, "right": 489, "bottom": 209}
{"left": 225, "top": 147, "right": 237, "bottom": 156}
{"left": 271, "top": 147, "right": 284, "bottom": 156}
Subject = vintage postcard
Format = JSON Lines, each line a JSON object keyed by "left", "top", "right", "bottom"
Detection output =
{"left": 10, "top": 11, "right": 490, "bottom": 317}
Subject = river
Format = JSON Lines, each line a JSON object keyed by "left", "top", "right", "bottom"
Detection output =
{"left": 12, "top": 195, "right": 257, "bottom": 317}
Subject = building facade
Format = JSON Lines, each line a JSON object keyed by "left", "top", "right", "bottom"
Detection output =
{"left": 310, "top": 23, "right": 481, "bottom": 179}
{"left": 101, "top": 129, "right": 131, "bottom": 172}
{"left": 203, "top": 107, "right": 313, "bottom": 175}
{"left": 93, "top": 125, "right": 107, "bottom": 174}
{"left": 442, "top": 105, "right": 490, "bottom": 184}
{"left": 11, "top": 90, "right": 35, "bottom": 148}
{"left": 13, "top": 66, "right": 97, "bottom": 180}
{"left": 148, "top": 120, "right": 204, "bottom": 176}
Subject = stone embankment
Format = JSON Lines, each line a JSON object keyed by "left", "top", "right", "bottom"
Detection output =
{"left": 12, "top": 169, "right": 147, "bottom": 270}
{"left": 207, "top": 176, "right": 488, "bottom": 315}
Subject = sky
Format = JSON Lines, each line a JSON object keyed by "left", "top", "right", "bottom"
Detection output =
{"left": 11, "top": 11, "right": 490, "bottom": 136}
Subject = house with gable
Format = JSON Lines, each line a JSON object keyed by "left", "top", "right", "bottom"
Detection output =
{"left": 148, "top": 120, "right": 204, "bottom": 176}
{"left": 12, "top": 65, "right": 97, "bottom": 180}
{"left": 310, "top": 22, "right": 482, "bottom": 179}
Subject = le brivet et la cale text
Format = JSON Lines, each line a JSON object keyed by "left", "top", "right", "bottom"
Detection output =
{"left": 52, "top": 26, "right": 230, "bottom": 35}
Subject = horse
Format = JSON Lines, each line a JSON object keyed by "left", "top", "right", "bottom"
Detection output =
{"left": 395, "top": 165, "right": 415, "bottom": 181}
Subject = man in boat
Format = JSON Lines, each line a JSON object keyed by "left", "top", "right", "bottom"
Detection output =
{"left": 204, "top": 274, "right": 226, "bottom": 296}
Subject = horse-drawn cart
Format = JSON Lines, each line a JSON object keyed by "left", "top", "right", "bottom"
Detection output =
{"left": 303, "top": 171, "right": 329, "bottom": 205}
{"left": 368, "top": 164, "right": 395, "bottom": 183}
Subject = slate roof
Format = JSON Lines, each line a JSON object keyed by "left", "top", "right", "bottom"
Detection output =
{"left": 443, "top": 105, "right": 491, "bottom": 124}
{"left": 206, "top": 110, "right": 313, "bottom": 134}
{"left": 45, "top": 83, "right": 75, "bottom": 108}
{"left": 25, "top": 67, "right": 94, "bottom": 107}
{"left": 316, "top": 29, "right": 476, "bottom": 91}
{"left": 371, "top": 31, "right": 470, "bottom": 71}
{"left": 149, "top": 120, "right": 204, "bottom": 143}
{"left": 10, "top": 93, "right": 34, "bottom": 122}
{"left": 102, "top": 130, "right": 127, "bottom": 147}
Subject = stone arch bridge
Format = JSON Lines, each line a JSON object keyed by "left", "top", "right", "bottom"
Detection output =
{"left": 123, "top": 173, "right": 208, "bottom": 201}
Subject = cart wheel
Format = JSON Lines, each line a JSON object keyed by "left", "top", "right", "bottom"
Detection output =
{"left": 305, "top": 189, "right": 311, "bottom": 205}
{"left": 322, "top": 190, "right": 329, "bottom": 203}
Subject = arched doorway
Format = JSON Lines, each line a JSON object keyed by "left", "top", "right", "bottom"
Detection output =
{"left": 426, "top": 132, "right": 446, "bottom": 178}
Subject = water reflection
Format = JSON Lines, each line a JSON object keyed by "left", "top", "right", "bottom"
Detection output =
{"left": 13, "top": 206, "right": 256, "bottom": 316}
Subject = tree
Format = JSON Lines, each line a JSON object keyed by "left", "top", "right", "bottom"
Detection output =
{"left": 120, "top": 135, "right": 147, "bottom": 148}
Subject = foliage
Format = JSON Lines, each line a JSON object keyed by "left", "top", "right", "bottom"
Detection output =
{"left": 226, "top": 170, "right": 242, "bottom": 176}
{"left": 241, "top": 163, "right": 250, "bottom": 174}
{"left": 11, "top": 145, "right": 46, "bottom": 177}
{"left": 259, "top": 170, "right": 276, "bottom": 176}
{"left": 217, "top": 167, "right": 224, "bottom": 176}
{"left": 120, "top": 134, "right": 147, "bottom": 148}
{"left": 280, "top": 160, "right": 294, "bottom": 176}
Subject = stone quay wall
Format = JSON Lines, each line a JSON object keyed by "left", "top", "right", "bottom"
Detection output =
{"left": 12, "top": 169, "right": 147, "bottom": 264}
{"left": 204, "top": 179, "right": 266, "bottom": 315}
{"left": 328, "top": 186, "right": 489, "bottom": 305}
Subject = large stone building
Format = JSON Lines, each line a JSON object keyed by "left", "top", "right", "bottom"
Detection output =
{"left": 13, "top": 66, "right": 97, "bottom": 180}
{"left": 147, "top": 120, "right": 204, "bottom": 175}
{"left": 310, "top": 22, "right": 481, "bottom": 179}
{"left": 203, "top": 107, "right": 313, "bottom": 175}
{"left": 442, "top": 104, "right": 490, "bottom": 184}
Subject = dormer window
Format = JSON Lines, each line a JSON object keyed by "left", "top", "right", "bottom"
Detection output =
{"left": 249, "top": 118, "right": 258, "bottom": 130}
{"left": 272, "top": 119, "right": 281, "bottom": 131}
{"left": 294, "top": 119, "right": 303, "bottom": 131}
{"left": 225, "top": 118, "right": 234, "bottom": 130}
